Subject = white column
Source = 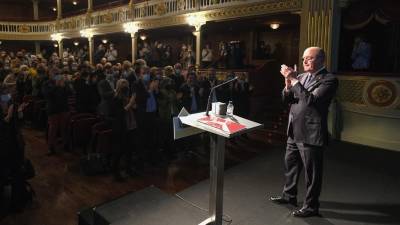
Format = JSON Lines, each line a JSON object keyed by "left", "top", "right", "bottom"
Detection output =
{"left": 193, "top": 29, "right": 202, "bottom": 69}
{"left": 32, "top": 0, "right": 39, "bottom": 20}
{"left": 58, "top": 40, "right": 63, "bottom": 59}
{"left": 57, "top": 0, "right": 62, "bottom": 19}
{"left": 131, "top": 32, "right": 138, "bottom": 64}
{"left": 88, "top": 36, "right": 94, "bottom": 65}
{"left": 87, "top": 0, "right": 93, "bottom": 12}
{"left": 32, "top": 0, "right": 41, "bottom": 55}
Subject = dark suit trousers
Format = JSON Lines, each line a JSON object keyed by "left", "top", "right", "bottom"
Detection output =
{"left": 282, "top": 140, "right": 323, "bottom": 211}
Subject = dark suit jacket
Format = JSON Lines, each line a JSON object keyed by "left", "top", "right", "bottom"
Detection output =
{"left": 180, "top": 83, "right": 201, "bottom": 113}
{"left": 97, "top": 79, "right": 114, "bottom": 117}
{"left": 282, "top": 68, "right": 338, "bottom": 146}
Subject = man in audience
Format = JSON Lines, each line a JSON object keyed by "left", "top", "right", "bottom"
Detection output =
{"left": 42, "top": 68, "right": 71, "bottom": 155}
{"left": 180, "top": 72, "right": 200, "bottom": 114}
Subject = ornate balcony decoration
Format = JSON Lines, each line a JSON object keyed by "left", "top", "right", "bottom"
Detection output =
{"left": 0, "top": 0, "right": 301, "bottom": 40}
{"left": 18, "top": 24, "right": 30, "bottom": 33}
{"left": 80, "top": 28, "right": 95, "bottom": 38}
{"left": 50, "top": 33, "right": 63, "bottom": 42}
{"left": 123, "top": 21, "right": 139, "bottom": 34}
{"left": 155, "top": 2, "right": 167, "bottom": 16}
{"left": 336, "top": 74, "right": 400, "bottom": 118}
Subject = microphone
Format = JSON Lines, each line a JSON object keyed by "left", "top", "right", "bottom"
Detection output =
{"left": 205, "top": 76, "right": 238, "bottom": 116}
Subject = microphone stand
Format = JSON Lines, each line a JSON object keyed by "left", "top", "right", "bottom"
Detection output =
{"left": 205, "top": 76, "right": 238, "bottom": 116}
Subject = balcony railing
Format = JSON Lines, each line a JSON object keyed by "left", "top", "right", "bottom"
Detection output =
{"left": 0, "top": 22, "right": 55, "bottom": 34}
{"left": 0, "top": 0, "right": 296, "bottom": 36}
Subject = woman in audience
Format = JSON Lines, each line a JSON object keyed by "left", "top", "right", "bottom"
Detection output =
{"left": 158, "top": 69, "right": 177, "bottom": 160}
{"left": 2, "top": 68, "right": 18, "bottom": 96}
{"left": 110, "top": 79, "right": 137, "bottom": 181}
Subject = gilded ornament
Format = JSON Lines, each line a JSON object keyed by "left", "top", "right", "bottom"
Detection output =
{"left": 155, "top": 2, "right": 167, "bottom": 16}
{"left": 212, "top": 0, "right": 220, "bottom": 5}
{"left": 177, "top": 0, "right": 186, "bottom": 10}
{"left": 18, "top": 24, "right": 30, "bottom": 33}
{"left": 336, "top": 79, "right": 366, "bottom": 104}
{"left": 367, "top": 80, "right": 397, "bottom": 107}
{"left": 104, "top": 13, "right": 113, "bottom": 23}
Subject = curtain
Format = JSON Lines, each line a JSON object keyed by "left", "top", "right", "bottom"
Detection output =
{"left": 343, "top": 0, "right": 400, "bottom": 30}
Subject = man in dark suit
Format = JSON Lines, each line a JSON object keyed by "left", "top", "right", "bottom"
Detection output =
{"left": 270, "top": 47, "right": 339, "bottom": 217}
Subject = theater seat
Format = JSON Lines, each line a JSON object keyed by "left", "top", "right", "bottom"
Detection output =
{"left": 71, "top": 117, "right": 99, "bottom": 153}
{"left": 90, "top": 122, "right": 113, "bottom": 155}
{"left": 66, "top": 113, "right": 96, "bottom": 149}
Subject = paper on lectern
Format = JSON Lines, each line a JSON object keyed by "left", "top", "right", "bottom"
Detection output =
{"left": 197, "top": 115, "right": 246, "bottom": 134}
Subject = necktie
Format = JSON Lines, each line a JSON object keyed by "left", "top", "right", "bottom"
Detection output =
{"left": 304, "top": 73, "right": 312, "bottom": 88}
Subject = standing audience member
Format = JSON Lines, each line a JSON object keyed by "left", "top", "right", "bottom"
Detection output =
{"left": 351, "top": 36, "right": 371, "bottom": 70}
{"left": 0, "top": 85, "right": 29, "bottom": 210}
{"left": 232, "top": 73, "right": 251, "bottom": 119}
{"left": 105, "top": 44, "right": 118, "bottom": 64}
{"left": 158, "top": 69, "right": 177, "bottom": 160}
{"left": 201, "top": 43, "right": 213, "bottom": 68}
{"left": 110, "top": 79, "right": 137, "bottom": 181}
{"left": 94, "top": 44, "right": 106, "bottom": 64}
{"left": 42, "top": 69, "right": 71, "bottom": 155}
{"left": 97, "top": 67, "right": 114, "bottom": 119}
{"left": 3, "top": 69, "right": 18, "bottom": 95}
{"left": 180, "top": 72, "right": 200, "bottom": 114}
{"left": 172, "top": 63, "right": 184, "bottom": 92}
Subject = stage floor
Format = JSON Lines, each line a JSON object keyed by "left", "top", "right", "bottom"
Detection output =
{"left": 92, "top": 141, "right": 400, "bottom": 225}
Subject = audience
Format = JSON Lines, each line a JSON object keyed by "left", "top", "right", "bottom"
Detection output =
{"left": 0, "top": 46, "right": 251, "bottom": 184}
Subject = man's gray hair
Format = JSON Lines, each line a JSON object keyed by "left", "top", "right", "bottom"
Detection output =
{"left": 308, "top": 46, "right": 326, "bottom": 61}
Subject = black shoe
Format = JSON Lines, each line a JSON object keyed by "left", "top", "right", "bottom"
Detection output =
{"left": 292, "top": 209, "right": 319, "bottom": 217}
{"left": 270, "top": 196, "right": 297, "bottom": 206}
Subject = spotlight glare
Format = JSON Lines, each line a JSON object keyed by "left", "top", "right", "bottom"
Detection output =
{"left": 123, "top": 22, "right": 139, "bottom": 34}
{"left": 139, "top": 34, "right": 147, "bottom": 41}
{"left": 270, "top": 23, "right": 280, "bottom": 30}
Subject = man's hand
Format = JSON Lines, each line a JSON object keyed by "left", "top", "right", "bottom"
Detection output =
{"left": 280, "top": 64, "right": 299, "bottom": 86}
{"left": 280, "top": 64, "right": 296, "bottom": 79}
{"left": 285, "top": 78, "right": 292, "bottom": 91}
